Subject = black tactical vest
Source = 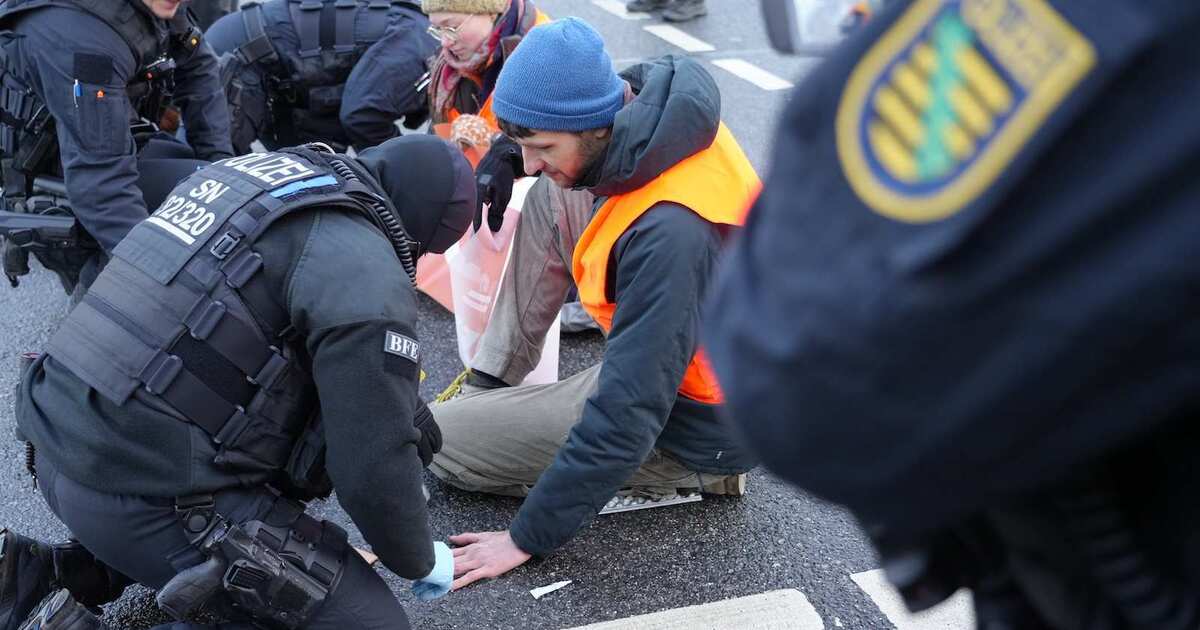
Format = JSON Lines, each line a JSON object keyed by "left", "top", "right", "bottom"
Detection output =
{"left": 232, "top": 0, "right": 418, "bottom": 149}
{"left": 0, "top": 0, "right": 202, "bottom": 183}
{"left": 43, "top": 148, "right": 391, "bottom": 495}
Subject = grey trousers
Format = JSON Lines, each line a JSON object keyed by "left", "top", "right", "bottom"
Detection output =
{"left": 430, "top": 364, "right": 737, "bottom": 498}
{"left": 433, "top": 178, "right": 740, "bottom": 496}
{"left": 468, "top": 175, "right": 595, "bottom": 386}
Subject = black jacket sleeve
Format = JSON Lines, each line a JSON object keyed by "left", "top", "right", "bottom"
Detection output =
{"left": 15, "top": 9, "right": 147, "bottom": 252}
{"left": 286, "top": 211, "right": 435, "bottom": 579}
{"left": 339, "top": 17, "right": 436, "bottom": 150}
{"left": 173, "top": 38, "right": 234, "bottom": 161}
{"left": 508, "top": 203, "right": 723, "bottom": 555}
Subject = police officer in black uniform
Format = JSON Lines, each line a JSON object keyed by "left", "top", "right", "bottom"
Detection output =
{"left": 0, "top": 0, "right": 234, "bottom": 294}
{"left": 708, "top": 1, "right": 1200, "bottom": 628}
{"left": 205, "top": 0, "right": 436, "bottom": 155}
{"left": 0, "top": 134, "right": 475, "bottom": 629}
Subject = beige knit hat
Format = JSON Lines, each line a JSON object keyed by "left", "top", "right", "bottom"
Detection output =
{"left": 421, "top": 0, "right": 509, "bottom": 14}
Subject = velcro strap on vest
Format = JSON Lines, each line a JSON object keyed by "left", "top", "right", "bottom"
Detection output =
{"left": 333, "top": 0, "right": 357, "bottom": 53}
{"left": 239, "top": 3, "right": 283, "bottom": 75}
{"left": 240, "top": 35, "right": 278, "bottom": 65}
{"left": 291, "top": 0, "right": 324, "bottom": 58}
{"left": 289, "top": 0, "right": 360, "bottom": 57}
{"left": 136, "top": 346, "right": 241, "bottom": 437}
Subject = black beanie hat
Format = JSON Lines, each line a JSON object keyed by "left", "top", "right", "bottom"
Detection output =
{"left": 356, "top": 135, "right": 475, "bottom": 255}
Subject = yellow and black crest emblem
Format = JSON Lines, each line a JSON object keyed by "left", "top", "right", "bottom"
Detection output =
{"left": 837, "top": 0, "right": 1096, "bottom": 222}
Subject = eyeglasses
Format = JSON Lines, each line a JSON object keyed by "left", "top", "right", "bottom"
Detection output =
{"left": 427, "top": 15, "right": 479, "bottom": 43}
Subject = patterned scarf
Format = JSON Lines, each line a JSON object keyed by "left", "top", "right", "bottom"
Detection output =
{"left": 428, "top": 0, "right": 539, "bottom": 123}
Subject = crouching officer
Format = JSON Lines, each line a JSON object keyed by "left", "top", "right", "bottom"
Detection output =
{"left": 708, "top": 0, "right": 1200, "bottom": 628}
{"left": 1, "top": 134, "right": 475, "bottom": 629}
{"left": 0, "top": 0, "right": 234, "bottom": 296}
{"left": 205, "top": 0, "right": 436, "bottom": 155}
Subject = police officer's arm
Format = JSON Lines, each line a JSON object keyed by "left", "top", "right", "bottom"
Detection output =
{"left": 20, "top": 8, "right": 148, "bottom": 252}
{"left": 339, "top": 23, "right": 437, "bottom": 151}
{"left": 287, "top": 211, "right": 435, "bottom": 579}
{"left": 172, "top": 38, "right": 234, "bottom": 160}
{"left": 508, "top": 204, "right": 721, "bottom": 555}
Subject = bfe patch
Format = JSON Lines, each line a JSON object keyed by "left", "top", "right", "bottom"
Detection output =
{"left": 836, "top": 0, "right": 1095, "bottom": 223}
{"left": 384, "top": 330, "right": 420, "bottom": 363}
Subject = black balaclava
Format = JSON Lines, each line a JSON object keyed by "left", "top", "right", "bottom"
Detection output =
{"left": 356, "top": 135, "right": 475, "bottom": 256}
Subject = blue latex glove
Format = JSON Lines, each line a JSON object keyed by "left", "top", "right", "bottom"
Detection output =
{"left": 412, "top": 541, "right": 453, "bottom": 601}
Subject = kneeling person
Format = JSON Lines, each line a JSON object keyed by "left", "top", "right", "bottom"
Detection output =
{"left": 429, "top": 18, "right": 761, "bottom": 588}
{"left": 3, "top": 135, "right": 474, "bottom": 629}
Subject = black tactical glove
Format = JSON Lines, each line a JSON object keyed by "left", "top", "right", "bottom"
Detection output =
{"left": 474, "top": 134, "right": 525, "bottom": 232}
{"left": 413, "top": 401, "right": 443, "bottom": 468}
{"left": 401, "top": 108, "right": 430, "bottom": 131}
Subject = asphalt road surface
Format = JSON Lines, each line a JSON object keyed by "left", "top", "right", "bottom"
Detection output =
{"left": 0, "top": 2, "right": 975, "bottom": 628}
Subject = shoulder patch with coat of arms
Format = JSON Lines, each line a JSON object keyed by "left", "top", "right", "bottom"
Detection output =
{"left": 836, "top": 0, "right": 1096, "bottom": 223}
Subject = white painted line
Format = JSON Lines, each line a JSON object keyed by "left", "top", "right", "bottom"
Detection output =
{"left": 563, "top": 589, "right": 824, "bottom": 629}
{"left": 591, "top": 0, "right": 651, "bottom": 20}
{"left": 851, "top": 569, "right": 975, "bottom": 630}
{"left": 643, "top": 24, "right": 716, "bottom": 53}
{"left": 711, "top": 58, "right": 795, "bottom": 91}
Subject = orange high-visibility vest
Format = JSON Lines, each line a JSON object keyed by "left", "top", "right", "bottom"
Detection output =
{"left": 445, "top": 10, "right": 552, "bottom": 132}
{"left": 572, "top": 123, "right": 760, "bottom": 404}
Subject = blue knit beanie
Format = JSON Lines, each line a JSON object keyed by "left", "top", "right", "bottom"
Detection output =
{"left": 492, "top": 17, "right": 625, "bottom": 132}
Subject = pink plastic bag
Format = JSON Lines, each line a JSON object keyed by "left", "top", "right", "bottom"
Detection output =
{"left": 416, "top": 179, "right": 560, "bottom": 384}
{"left": 448, "top": 207, "right": 520, "bottom": 366}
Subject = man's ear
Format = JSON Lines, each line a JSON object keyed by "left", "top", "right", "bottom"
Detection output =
{"left": 590, "top": 127, "right": 612, "bottom": 141}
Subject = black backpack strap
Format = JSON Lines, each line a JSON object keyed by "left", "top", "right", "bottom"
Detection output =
{"left": 239, "top": 4, "right": 280, "bottom": 65}
{"left": 333, "top": 0, "right": 357, "bottom": 54}
{"left": 70, "top": 0, "right": 161, "bottom": 67}
{"left": 289, "top": 0, "right": 323, "bottom": 58}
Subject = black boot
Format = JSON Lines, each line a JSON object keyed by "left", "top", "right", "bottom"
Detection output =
{"left": 0, "top": 530, "right": 55, "bottom": 630}
{"left": 17, "top": 590, "right": 103, "bottom": 630}
{"left": 0, "top": 531, "right": 128, "bottom": 630}
{"left": 47, "top": 544, "right": 128, "bottom": 608}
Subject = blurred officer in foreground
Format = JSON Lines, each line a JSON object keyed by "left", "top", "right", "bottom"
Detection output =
{"left": 707, "top": 1, "right": 1200, "bottom": 628}
{"left": 206, "top": 0, "right": 435, "bottom": 154}
{"left": 0, "top": 0, "right": 233, "bottom": 295}
{"left": 2, "top": 135, "right": 474, "bottom": 629}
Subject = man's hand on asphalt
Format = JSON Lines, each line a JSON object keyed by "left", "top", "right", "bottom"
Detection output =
{"left": 448, "top": 530, "right": 531, "bottom": 590}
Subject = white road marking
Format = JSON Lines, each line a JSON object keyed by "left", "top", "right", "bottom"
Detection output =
{"left": 563, "top": 589, "right": 825, "bottom": 629}
{"left": 711, "top": 58, "right": 795, "bottom": 91}
{"left": 591, "top": 0, "right": 651, "bottom": 19}
{"left": 851, "top": 569, "right": 975, "bottom": 630}
{"left": 643, "top": 24, "right": 716, "bottom": 52}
